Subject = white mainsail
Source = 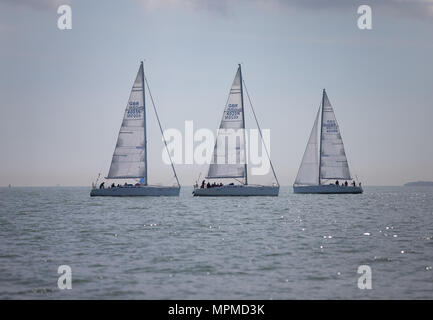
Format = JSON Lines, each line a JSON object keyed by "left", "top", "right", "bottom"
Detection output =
{"left": 294, "top": 107, "right": 320, "bottom": 185}
{"left": 206, "top": 66, "right": 247, "bottom": 180}
{"left": 319, "top": 91, "right": 351, "bottom": 181}
{"left": 107, "top": 63, "right": 147, "bottom": 183}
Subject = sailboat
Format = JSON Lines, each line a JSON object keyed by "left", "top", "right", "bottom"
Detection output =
{"left": 293, "top": 89, "right": 363, "bottom": 194}
{"left": 90, "top": 62, "right": 180, "bottom": 197}
{"left": 193, "top": 65, "right": 279, "bottom": 196}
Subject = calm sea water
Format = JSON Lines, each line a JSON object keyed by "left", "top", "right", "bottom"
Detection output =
{"left": 0, "top": 186, "right": 432, "bottom": 299}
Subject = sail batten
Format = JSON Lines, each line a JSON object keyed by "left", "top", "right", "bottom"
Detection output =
{"left": 206, "top": 66, "right": 247, "bottom": 180}
{"left": 107, "top": 63, "right": 147, "bottom": 182}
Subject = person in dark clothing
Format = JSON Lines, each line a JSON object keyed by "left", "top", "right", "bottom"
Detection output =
{"left": 335, "top": 180, "right": 339, "bottom": 186}
{"left": 99, "top": 182, "right": 105, "bottom": 189}
{"left": 207, "top": 182, "right": 211, "bottom": 188}
{"left": 352, "top": 180, "right": 356, "bottom": 186}
{"left": 201, "top": 180, "right": 205, "bottom": 189}
{"left": 111, "top": 183, "right": 115, "bottom": 188}
{"left": 344, "top": 181, "right": 348, "bottom": 187}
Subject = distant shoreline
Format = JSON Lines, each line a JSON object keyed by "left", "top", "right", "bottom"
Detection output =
{"left": 404, "top": 181, "right": 433, "bottom": 187}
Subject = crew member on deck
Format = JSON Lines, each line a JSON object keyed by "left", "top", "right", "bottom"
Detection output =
{"left": 99, "top": 182, "right": 105, "bottom": 189}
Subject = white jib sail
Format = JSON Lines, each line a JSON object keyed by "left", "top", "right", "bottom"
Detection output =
{"left": 320, "top": 91, "right": 351, "bottom": 181}
{"left": 207, "top": 66, "right": 246, "bottom": 180}
{"left": 107, "top": 63, "right": 147, "bottom": 182}
{"left": 294, "top": 107, "right": 320, "bottom": 186}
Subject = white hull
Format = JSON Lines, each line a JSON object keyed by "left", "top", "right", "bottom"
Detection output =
{"left": 193, "top": 185, "right": 279, "bottom": 196}
{"left": 293, "top": 185, "right": 363, "bottom": 194}
{"left": 90, "top": 185, "right": 180, "bottom": 197}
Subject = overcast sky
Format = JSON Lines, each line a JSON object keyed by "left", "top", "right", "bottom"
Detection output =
{"left": 1, "top": 0, "right": 433, "bottom": 186}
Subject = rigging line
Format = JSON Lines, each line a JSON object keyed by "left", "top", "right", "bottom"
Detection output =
{"left": 234, "top": 178, "right": 244, "bottom": 184}
{"left": 242, "top": 79, "right": 280, "bottom": 187}
{"left": 143, "top": 74, "right": 180, "bottom": 188}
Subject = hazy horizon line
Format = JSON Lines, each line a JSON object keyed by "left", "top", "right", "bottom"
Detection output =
{"left": 0, "top": 184, "right": 425, "bottom": 188}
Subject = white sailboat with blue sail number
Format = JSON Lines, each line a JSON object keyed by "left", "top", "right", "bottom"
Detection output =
{"left": 293, "top": 89, "right": 363, "bottom": 194}
{"left": 193, "top": 65, "right": 279, "bottom": 197}
{"left": 90, "top": 62, "right": 180, "bottom": 197}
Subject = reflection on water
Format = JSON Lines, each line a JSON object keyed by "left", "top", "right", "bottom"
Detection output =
{"left": 0, "top": 186, "right": 432, "bottom": 299}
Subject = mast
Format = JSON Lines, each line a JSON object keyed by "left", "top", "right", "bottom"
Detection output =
{"left": 239, "top": 64, "right": 248, "bottom": 185}
{"left": 141, "top": 61, "right": 148, "bottom": 186}
{"left": 318, "top": 88, "right": 325, "bottom": 185}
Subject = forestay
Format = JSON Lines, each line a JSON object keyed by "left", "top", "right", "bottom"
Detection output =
{"left": 207, "top": 67, "right": 246, "bottom": 180}
{"left": 107, "top": 63, "right": 147, "bottom": 182}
